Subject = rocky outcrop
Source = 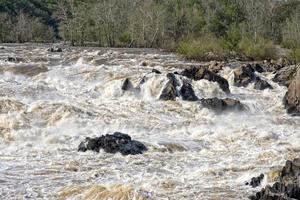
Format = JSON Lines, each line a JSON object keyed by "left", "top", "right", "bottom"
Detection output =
{"left": 260, "top": 58, "right": 289, "bottom": 72}
{"left": 234, "top": 64, "right": 272, "bottom": 90}
{"left": 181, "top": 66, "right": 230, "bottom": 93}
{"left": 249, "top": 158, "right": 300, "bottom": 200}
{"left": 246, "top": 174, "right": 265, "bottom": 188}
{"left": 273, "top": 65, "right": 297, "bottom": 87}
{"left": 78, "top": 132, "right": 147, "bottom": 155}
{"left": 199, "top": 98, "right": 245, "bottom": 113}
{"left": 179, "top": 80, "right": 199, "bottom": 101}
{"left": 205, "top": 61, "right": 224, "bottom": 73}
{"left": 254, "top": 78, "right": 273, "bottom": 90}
{"left": 159, "top": 73, "right": 179, "bottom": 101}
{"left": 233, "top": 64, "right": 256, "bottom": 87}
{"left": 283, "top": 66, "right": 300, "bottom": 116}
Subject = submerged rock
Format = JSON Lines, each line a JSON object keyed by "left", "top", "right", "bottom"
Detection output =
{"left": 273, "top": 65, "right": 297, "bottom": 87}
{"left": 200, "top": 98, "right": 245, "bottom": 113}
{"left": 254, "top": 78, "right": 273, "bottom": 90}
{"left": 78, "top": 132, "right": 147, "bottom": 155}
{"left": 283, "top": 66, "right": 300, "bottom": 116}
{"left": 246, "top": 174, "right": 265, "bottom": 188}
{"left": 181, "top": 66, "right": 230, "bottom": 93}
{"left": 249, "top": 158, "right": 300, "bottom": 200}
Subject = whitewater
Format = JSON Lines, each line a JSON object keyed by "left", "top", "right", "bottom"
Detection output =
{"left": 0, "top": 44, "right": 299, "bottom": 200}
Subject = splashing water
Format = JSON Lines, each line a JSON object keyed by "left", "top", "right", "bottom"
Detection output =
{"left": 0, "top": 44, "right": 299, "bottom": 200}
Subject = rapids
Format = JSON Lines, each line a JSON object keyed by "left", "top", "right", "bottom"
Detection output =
{"left": 0, "top": 44, "right": 299, "bottom": 200}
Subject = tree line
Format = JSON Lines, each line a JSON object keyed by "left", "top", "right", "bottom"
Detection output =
{"left": 0, "top": 0, "right": 299, "bottom": 61}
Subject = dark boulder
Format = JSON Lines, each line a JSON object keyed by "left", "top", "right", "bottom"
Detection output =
{"left": 273, "top": 65, "right": 297, "bottom": 87}
{"left": 159, "top": 73, "right": 179, "bottom": 101}
{"left": 152, "top": 69, "right": 162, "bottom": 74}
{"left": 254, "top": 78, "right": 273, "bottom": 90}
{"left": 121, "top": 78, "right": 134, "bottom": 91}
{"left": 253, "top": 63, "right": 264, "bottom": 73}
{"left": 179, "top": 80, "right": 198, "bottom": 101}
{"left": 78, "top": 132, "right": 147, "bottom": 156}
{"left": 200, "top": 98, "right": 245, "bottom": 113}
{"left": 246, "top": 174, "right": 265, "bottom": 188}
{"left": 283, "top": 66, "right": 300, "bottom": 116}
{"left": 180, "top": 66, "right": 199, "bottom": 79}
{"left": 249, "top": 158, "right": 300, "bottom": 200}
{"left": 181, "top": 66, "right": 230, "bottom": 93}
{"left": 233, "top": 64, "right": 256, "bottom": 87}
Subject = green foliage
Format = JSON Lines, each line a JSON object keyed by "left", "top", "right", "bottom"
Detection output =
{"left": 177, "top": 35, "right": 225, "bottom": 61}
{"left": 223, "top": 24, "right": 242, "bottom": 51}
{"left": 119, "top": 32, "right": 132, "bottom": 46}
{"left": 239, "top": 37, "right": 277, "bottom": 60}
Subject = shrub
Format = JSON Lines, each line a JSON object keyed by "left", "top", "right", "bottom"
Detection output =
{"left": 238, "top": 37, "right": 278, "bottom": 60}
{"left": 287, "top": 47, "right": 300, "bottom": 64}
{"left": 177, "top": 35, "right": 225, "bottom": 61}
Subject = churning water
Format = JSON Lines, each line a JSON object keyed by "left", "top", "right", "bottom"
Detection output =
{"left": 0, "top": 44, "right": 299, "bottom": 200}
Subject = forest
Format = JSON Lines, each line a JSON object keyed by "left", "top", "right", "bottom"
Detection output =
{"left": 0, "top": 0, "right": 300, "bottom": 61}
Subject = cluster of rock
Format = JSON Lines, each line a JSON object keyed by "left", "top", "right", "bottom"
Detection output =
{"left": 122, "top": 66, "right": 244, "bottom": 113}
{"left": 78, "top": 132, "right": 147, "bottom": 156}
{"left": 233, "top": 64, "right": 273, "bottom": 90}
{"left": 249, "top": 158, "right": 300, "bottom": 200}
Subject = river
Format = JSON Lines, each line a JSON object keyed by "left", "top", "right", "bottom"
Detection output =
{"left": 0, "top": 44, "right": 299, "bottom": 200}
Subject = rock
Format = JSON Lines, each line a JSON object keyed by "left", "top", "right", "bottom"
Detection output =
{"left": 200, "top": 98, "right": 245, "bottom": 113}
{"left": 206, "top": 61, "right": 224, "bottom": 73}
{"left": 152, "top": 69, "right": 162, "bottom": 74}
{"left": 261, "top": 59, "right": 285, "bottom": 72}
{"left": 6, "top": 57, "right": 26, "bottom": 63}
{"left": 246, "top": 174, "right": 265, "bottom": 188}
{"left": 254, "top": 78, "right": 273, "bottom": 90}
{"left": 141, "top": 61, "right": 148, "bottom": 66}
{"left": 121, "top": 78, "right": 134, "bottom": 91}
{"left": 179, "top": 80, "right": 198, "bottom": 101}
{"left": 283, "top": 66, "right": 300, "bottom": 116}
{"left": 159, "top": 73, "right": 179, "bottom": 101}
{"left": 48, "top": 47, "right": 63, "bottom": 53}
{"left": 233, "top": 64, "right": 256, "bottom": 87}
{"left": 273, "top": 65, "right": 297, "bottom": 87}
{"left": 139, "top": 69, "right": 162, "bottom": 85}
{"left": 181, "top": 66, "right": 230, "bottom": 93}
{"left": 253, "top": 63, "right": 265, "bottom": 73}
{"left": 78, "top": 132, "right": 147, "bottom": 156}
{"left": 180, "top": 66, "right": 199, "bottom": 79}
{"left": 249, "top": 158, "right": 300, "bottom": 200}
